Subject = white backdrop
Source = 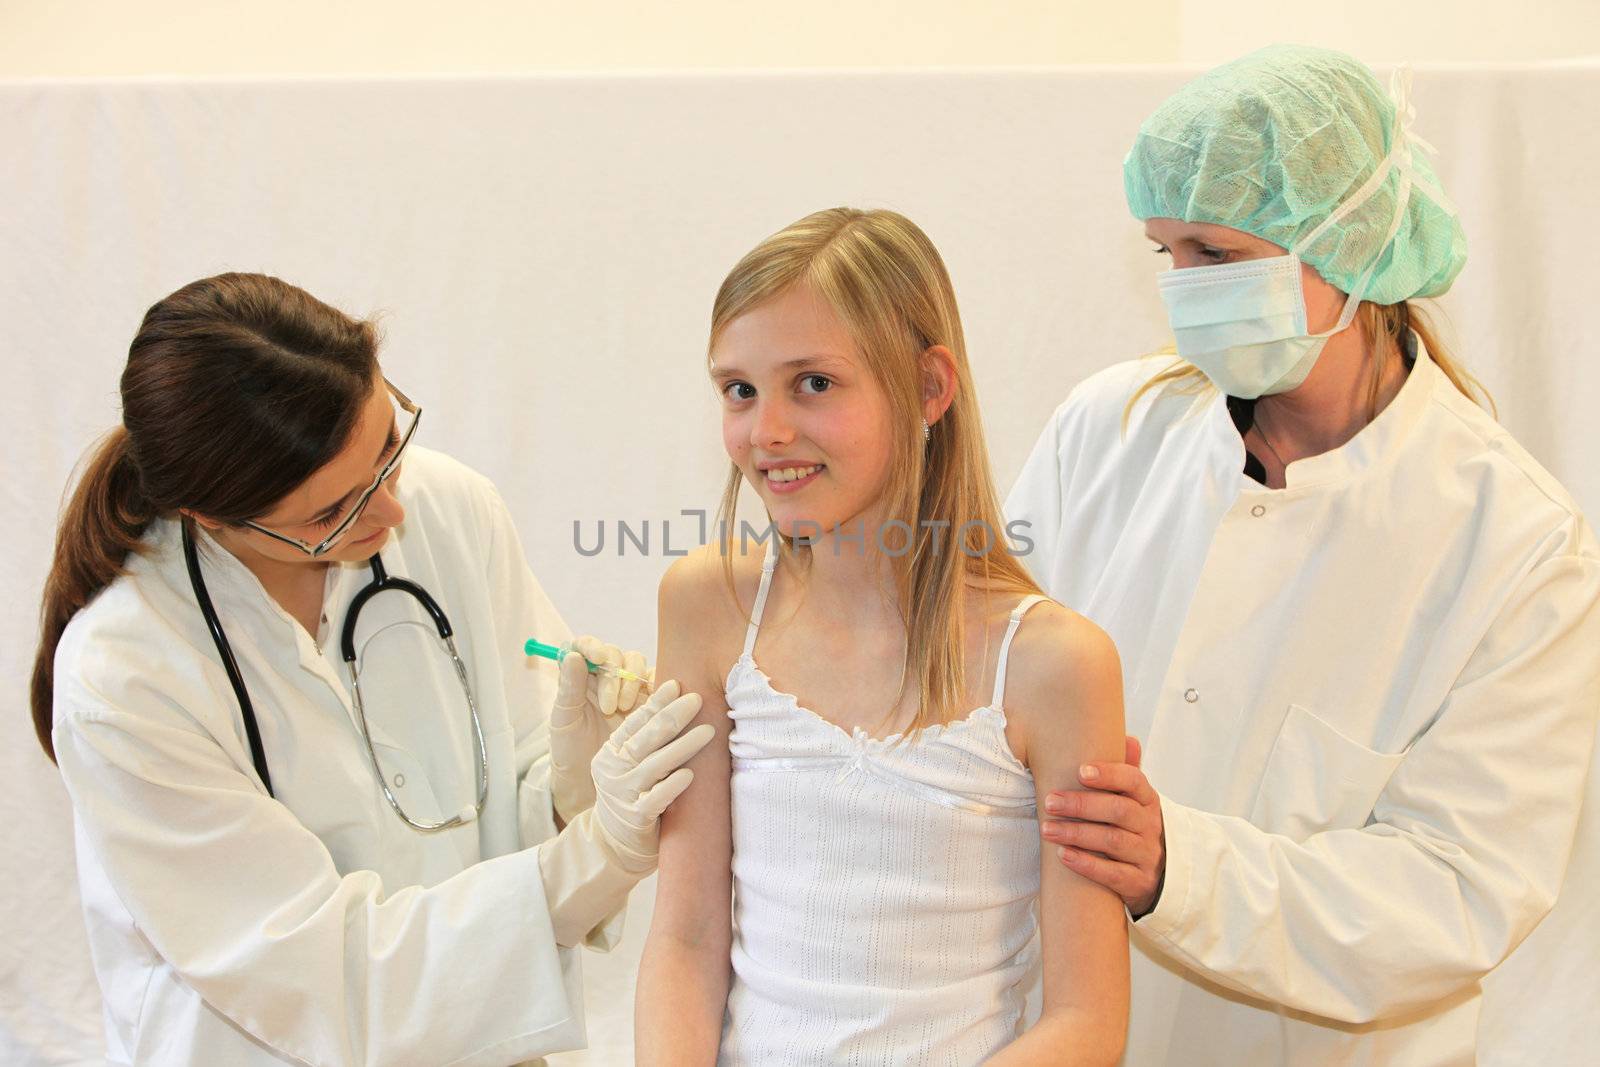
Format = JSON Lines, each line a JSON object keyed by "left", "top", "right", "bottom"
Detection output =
{"left": 3, "top": 65, "right": 1596, "bottom": 1065}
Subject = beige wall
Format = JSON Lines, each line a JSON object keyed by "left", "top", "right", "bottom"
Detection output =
{"left": 5, "top": 0, "right": 1594, "bottom": 78}
{"left": 1, "top": 0, "right": 1182, "bottom": 76}
{"left": 1179, "top": 0, "right": 1600, "bottom": 64}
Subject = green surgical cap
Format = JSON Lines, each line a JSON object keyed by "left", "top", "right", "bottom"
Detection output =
{"left": 1124, "top": 44, "right": 1466, "bottom": 304}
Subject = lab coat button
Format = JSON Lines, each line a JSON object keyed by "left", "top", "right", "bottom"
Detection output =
{"left": 1183, "top": 688, "right": 1199, "bottom": 703}
{"left": 393, "top": 773, "right": 406, "bottom": 788}
{"left": 1250, "top": 504, "right": 1266, "bottom": 517}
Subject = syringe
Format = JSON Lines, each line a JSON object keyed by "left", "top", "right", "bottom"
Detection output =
{"left": 524, "top": 638, "right": 654, "bottom": 693}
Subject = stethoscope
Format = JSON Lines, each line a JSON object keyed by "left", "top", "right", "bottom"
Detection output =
{"left": 182, "top": 523, "right": 488, "bottom": 831}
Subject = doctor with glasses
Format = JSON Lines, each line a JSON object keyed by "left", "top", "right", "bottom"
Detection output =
{"left": 32, "top": 272, "right": 712, "bottom": 1067}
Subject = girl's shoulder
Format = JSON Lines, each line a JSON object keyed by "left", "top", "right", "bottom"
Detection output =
{"left": 658, "top": 538, "right": 772, "bottom": 647}
{"left": 980, "top": 592, "right": 1123, "bottom": 754}
{"left": 983, "top": 592, "right": 1118, "bottom": 683}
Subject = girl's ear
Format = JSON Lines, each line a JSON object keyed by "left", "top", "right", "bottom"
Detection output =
{"left": 920, "top": 345, "right": 958, "bottom": 428}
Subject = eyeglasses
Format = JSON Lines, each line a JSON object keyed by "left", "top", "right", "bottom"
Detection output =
{"left": 243, "top": 380, "right": 420, "bottom": 558}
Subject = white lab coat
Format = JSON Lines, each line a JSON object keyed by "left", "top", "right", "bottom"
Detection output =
{"left": 1005, "top": 344, "right": 1600, "bottom": 1066}
{"left": 52, "top": 446, "right": 609, "bottom": 1067}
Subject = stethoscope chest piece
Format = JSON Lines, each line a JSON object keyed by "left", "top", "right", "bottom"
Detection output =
{"left": 340, "top": 554, "right": 488, "bottom": 832}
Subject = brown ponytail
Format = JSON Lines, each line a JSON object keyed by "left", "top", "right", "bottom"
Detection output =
{"left": 31, "top": 273, "right": 379, "bottom": 760}
{"left": 31, "top": 428, "right": 156, "bottom": 756}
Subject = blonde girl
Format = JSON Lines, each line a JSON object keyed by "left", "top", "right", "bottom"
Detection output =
{"left": 636, "top": 208, "right": 1130, "bottom": 1065}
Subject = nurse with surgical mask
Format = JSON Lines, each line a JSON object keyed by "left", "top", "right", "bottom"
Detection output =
{"left": 1007, "top": 46, "right": 1600, "bottom": 1065}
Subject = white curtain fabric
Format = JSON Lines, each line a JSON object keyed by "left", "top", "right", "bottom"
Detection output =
{"left": 2, "top": 65, "right": 1595, "bottom": 1066}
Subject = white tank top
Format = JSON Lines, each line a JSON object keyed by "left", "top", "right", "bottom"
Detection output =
{"left": 720, "top": 542, "right": 1047, "bottom": 1065}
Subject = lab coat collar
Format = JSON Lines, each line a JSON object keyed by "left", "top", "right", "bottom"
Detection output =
{"left": 1212, "top": 334, "right": 1440, "bottom": 492}
{"left": 148, "top": 519, "right": 419, "bottom": 753}
{"left": 147, "top": 517, "right": 355, "bottom": 675}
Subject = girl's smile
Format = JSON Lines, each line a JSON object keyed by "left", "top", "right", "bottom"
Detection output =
{"left": 711, "top": 282, "right": 893, "bottom": 536}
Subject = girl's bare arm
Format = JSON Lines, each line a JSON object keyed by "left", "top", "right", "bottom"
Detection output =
{"left": 635, "top": 548, "right": 740, "bottom": 1066}
{"left": 987, "top": 604, "right": 1130, "bottom": 1066}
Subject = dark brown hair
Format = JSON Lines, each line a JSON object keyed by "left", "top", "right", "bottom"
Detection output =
{"left": 31, "top": 272, "right": 380, "bottom": 760}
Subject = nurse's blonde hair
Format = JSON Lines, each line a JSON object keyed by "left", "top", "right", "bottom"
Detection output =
{"left": 708, "top": 207, "right": 1042, "bottom": 735}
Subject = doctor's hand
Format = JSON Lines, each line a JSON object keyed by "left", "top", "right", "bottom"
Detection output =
{"left": 550, "top": 635, "right": 651, "bottom": 822}
{"left": 1040, "top": 735, "right": 1167, "bottom": 918}
{"left": 584, "top": 679, "right": 714, "bottom": 872}
{"left": 537, "top": 680, "right": 713, "bottom": 946}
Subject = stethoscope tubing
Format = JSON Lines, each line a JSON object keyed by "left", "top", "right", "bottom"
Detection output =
{"left": 183, "top": 522, "right": 275, "bottom": 797}
{"left": 183, "top": 522, "right": 484, "bottom": 829}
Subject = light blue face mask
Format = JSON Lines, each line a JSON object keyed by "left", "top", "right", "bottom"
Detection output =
{"left": 1151, "top": 68, "right": 1447, "bottom": 399}
{"left": 1155, "top": 248, "right": 1361, "bottom": 400}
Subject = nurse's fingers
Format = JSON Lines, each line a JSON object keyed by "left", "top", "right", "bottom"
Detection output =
{"left": 1042, "top": 789, "right": 1140, "bottom": 827}
{"left": 618, "top": 649, "right": 648, "bottom": 711}
{"left": 1041, "top": 819, "right": 1146, "bottom": 865}
{"left": 1079, "top": 761, "right": 1158, "bottom": 806}
{"left": 1125, "top": 735, "right": 1142, "bottom": 768}
{"left": 1055, "top": 845, "right": 1149, "bottom": 899}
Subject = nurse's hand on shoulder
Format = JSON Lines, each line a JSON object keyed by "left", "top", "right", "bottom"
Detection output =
{"left": 1040, "top": 736, "right": 1167, "bottom": 919}
{"left": 550, "top": 635, "right": 651, "bottom": 823}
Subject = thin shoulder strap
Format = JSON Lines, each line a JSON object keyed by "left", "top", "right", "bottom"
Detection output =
{"left": 990, "top": 594, "right": 1049, "bottom": 710}
{"left": 741, "top": 538, "right": 780, "bottom": 657}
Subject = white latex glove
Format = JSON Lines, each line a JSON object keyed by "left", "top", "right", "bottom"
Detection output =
{"left": 549, "top": 634, "right": 650, "bottom": 823}
{"left": 587, "top": 679, "right": 712, "bottom": 870}
{"left": 537, "top": 680, "right": 713, "bottom": 946}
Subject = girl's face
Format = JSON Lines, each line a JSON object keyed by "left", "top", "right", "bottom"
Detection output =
{"left": 711, "top": 282, "right": 896, "bottom": 541}
{"left": 1145, "top": 217, "right": 1347, "bottom": 333}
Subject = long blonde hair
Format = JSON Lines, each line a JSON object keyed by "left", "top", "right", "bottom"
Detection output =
{"left": 709, "top": 208, "right": 1041, "bottom": 733}
{"left": 1125, "top": 299, "right": 1493, "bottom": 426}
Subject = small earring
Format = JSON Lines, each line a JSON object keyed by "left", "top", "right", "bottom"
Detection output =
{"left": 921, "top": 418, "right": 931, "bottom": 442}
